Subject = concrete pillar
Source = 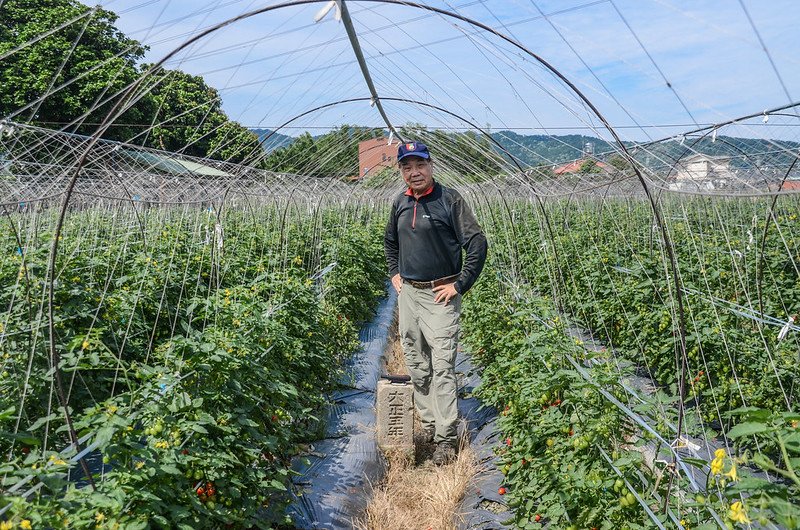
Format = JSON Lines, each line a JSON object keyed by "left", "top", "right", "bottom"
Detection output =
{"left": 376, "top": 379, "right": 414, "bottom": 456}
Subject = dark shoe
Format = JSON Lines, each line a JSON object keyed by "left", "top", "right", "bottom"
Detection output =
{"left": 420, "top": 425, "right": 435, "bottom": 444}
{"left": 432, "top": 441, "right": 456, "bottom": 465}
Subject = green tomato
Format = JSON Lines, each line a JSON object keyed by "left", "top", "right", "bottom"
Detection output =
{"left": 626, "top": 492, "right": 635, "bottom": 505}
{"left": 206, "top": 500, "right": 216, "bottom": 510}
{"left": 614, "top": 479, "right": 624, "bottom": 491}
{"left": 695, "top": 494, "right": 705, "bottom": 505}
{"left": 194, "top": 470, "right": 203, "bottom": 480}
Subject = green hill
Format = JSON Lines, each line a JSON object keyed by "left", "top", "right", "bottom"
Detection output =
{"left": 250, "top": 128, "right": 295, "bottom": 153}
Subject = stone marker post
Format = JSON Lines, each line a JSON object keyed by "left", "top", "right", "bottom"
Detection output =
{"left": 376, "top": 379, "right": 414, "bottom": 457}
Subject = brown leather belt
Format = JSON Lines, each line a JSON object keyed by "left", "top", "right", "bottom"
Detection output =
{"left": 403, "top": 273, "right": 460, "bottom": 289}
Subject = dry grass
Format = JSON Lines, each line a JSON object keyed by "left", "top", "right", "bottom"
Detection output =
{"left": 357, "top": 330, "right": 479, "bottom": 530}
{"left": 385, "top": 323, "right": 408, "bottom": 376}
{"left": 354, "top": 435, "right": 478, "bottom": 530}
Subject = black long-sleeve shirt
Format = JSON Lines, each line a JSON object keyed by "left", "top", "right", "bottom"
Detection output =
{"left": 384, "top": 182, "right": 488, "bottom": 294}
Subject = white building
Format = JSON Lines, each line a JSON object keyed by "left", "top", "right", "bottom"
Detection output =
{"left": 669, "top": 153, "right": 735, "bottom": 191}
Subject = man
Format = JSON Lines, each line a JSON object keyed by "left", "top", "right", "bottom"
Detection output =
{"left": 384, "top": 141, "right": 488, "bottom": 465}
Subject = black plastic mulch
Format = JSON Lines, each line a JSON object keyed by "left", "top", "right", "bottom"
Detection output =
{"left": 287, "top": 288, "right": 512, "bottom": 529}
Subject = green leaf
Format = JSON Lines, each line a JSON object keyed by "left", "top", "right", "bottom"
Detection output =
{"left": 269, "top": 479, "right": 287, "bottom": 491}
{"left": 680, "top": 457, "right": 709, "bottom": 470}
{"left": 728, "top": 476, "right": 781, "bottom": 494}
{"left": 93, "top": 425, "right": 117, "bottom": 446}
{"left": 724, "top": 406, "right": 771, "bottom": 421}
{"left": 727, "top": 421, "right": 771, "bottom": 439}
{"left": 27, "top": 413, "right": 58, "bottom": 432}
{"left": 160, "top": 464, "right": 180, "bottom": 475}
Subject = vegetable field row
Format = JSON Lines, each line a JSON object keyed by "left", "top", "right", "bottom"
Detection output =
{"left": 0, "top": 205, "right": 386, "bottom": 528}
{"left": 464, "top": 195, "right": 799, "bottom": 529}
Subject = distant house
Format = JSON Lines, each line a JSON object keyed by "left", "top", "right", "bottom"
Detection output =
{"left": 669, "top": 153, "right": 735, "bottom": 191}
{"left": 553, "top": 159, "right": 609, "bottom": 175}
{"left": 769, "top": 179, "right": 800, "bottom": 192}
{"left": 358, "top": 138, "right": 396, "bottom": 179}
{"left": 674, "top": 154, "right": 734, "bottom": 181}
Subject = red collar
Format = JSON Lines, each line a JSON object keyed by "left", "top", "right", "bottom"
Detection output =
{"left": 404, "top": 183, "right": 435, "bottom": 199}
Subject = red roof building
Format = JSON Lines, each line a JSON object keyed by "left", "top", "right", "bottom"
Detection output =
{"left": 772, "top": 180, "right": 800, "bottom": 191}
{"left": 358, "top": 138, "right": 396, "bottom": 179}
{"left": 553, "top": 159, "right": 609, "bottom": 175}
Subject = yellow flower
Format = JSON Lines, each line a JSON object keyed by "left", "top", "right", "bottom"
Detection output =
{"left": 710, "top": 456, "right": 724, "bottom": 475}
{"left": 1, "top": 521, "right": 13, "bottom": 530}
{"left": 95, "top": 513, "right": 105, "bottom": 523}
{"left": 725, "top": 464, "right": 738, "bottom": 482}
{"left": 729, "top": 501, "right": 750, "bottom": 524}
{"left": 46, "top": 454, "right": 66, "bottom": 465}
{"left": 135, "top": 461, "right": 144, "bottom": 469}
{"left": 20, "top": 521, "right": 32, "bottom": 530}
{"left": 714, "top": 448, "right": 726, "bottom": 459}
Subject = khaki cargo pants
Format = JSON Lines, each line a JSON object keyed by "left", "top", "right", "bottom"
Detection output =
{"left": 398, "top": 282, "right": 461, "bottom": 444}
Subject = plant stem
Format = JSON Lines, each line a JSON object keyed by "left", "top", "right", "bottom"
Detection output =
{"left": 776, "top": 430, "right": 800, "bottom": 487}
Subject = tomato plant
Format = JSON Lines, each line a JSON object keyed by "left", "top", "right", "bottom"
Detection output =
{"left": 0, "top": 205, "right": 387, "bottom": 527}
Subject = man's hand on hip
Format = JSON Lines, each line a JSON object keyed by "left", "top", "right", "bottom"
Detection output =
{"left": 391, "top": 273, "right": 403, "bottom": 294}
{"left": 432, "top": 283, "right": 458, "bottom": 305}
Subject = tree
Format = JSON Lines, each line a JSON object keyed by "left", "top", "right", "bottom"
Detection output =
{"left": 607, "top": 155, "right": 632, "bottom": 172}
{"left": 578, "top": 159, "right": 602, "bottom": 174}
{"left": 0, "top": 0, "right": 147, "bottom": 140}
{"left": 262, "top": 126, "right": 383, "bottom": 178}
{"left": 141, "top": 68, "right": 225, "bottom": 157}
{"left": 1, "top": 0, "right": 263, "bottom": 165}
{"left": 208, "top": 120, "right": 264, "bottom": 165}
{"left": 427, "top": 129, "right": 503, "bottom": 180}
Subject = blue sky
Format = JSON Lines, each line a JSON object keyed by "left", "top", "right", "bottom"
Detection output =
{"left": 92, "top": 0, "right": 800, "bottom": 142}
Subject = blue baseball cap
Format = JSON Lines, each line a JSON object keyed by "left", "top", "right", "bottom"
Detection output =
{"left": 397, "top": 141, "right": 430, "bottom": 162}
